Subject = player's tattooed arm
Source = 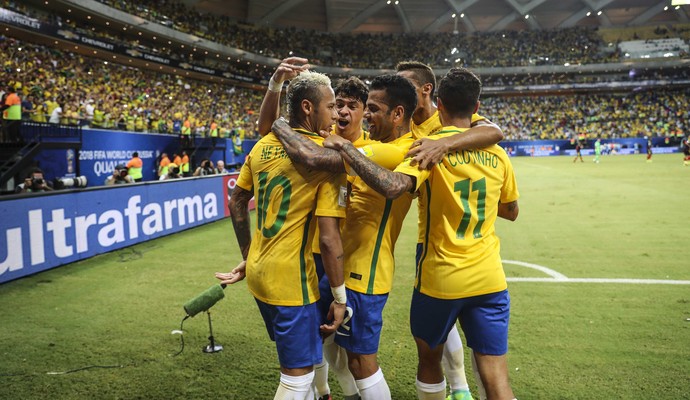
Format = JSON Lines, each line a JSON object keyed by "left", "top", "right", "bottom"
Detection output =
{"left": 229, "top": 185, "right": 254, "bottom": 259}
{"left": 497, "top": 200, "right": 519, "bottom": 221}
{"left": 271, "top": 118, "right": 345, "bottom": 173}
{"left": 333, "top": 139, "right": 414, "bottom": 199}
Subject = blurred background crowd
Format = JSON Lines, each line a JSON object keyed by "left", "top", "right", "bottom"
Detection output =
{"left": 1, "top": 0, "right": 688, "bottom": 141}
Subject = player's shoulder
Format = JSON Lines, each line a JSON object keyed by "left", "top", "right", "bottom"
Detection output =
{"left": 482, "top": 144, "right": 514, "bottom": 170}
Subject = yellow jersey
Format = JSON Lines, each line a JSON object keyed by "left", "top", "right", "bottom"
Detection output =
{"left": 395, "top": 126, "right": 519, "bottom": 300}
{"left": 412, "top": 111, "right": 486, "bottom": 244}
{"left": 236, "top": 129, "right": 347, "bottom": 306}
{"left": 343, "top": 133, "right": 415, "bottom": 295}
{"left": 311, "top": 128, "right": 375, "bottom": 255}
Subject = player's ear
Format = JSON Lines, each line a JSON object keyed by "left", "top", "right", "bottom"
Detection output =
{"left": 301, "top": 99, "right": 312, "bottom": 116}
{"left": 473, "top": 101, "right": 480, "bottom": 114}
{"left": 393, "top": 105, "right": 404, "bottom": 121}
{"left": 422, "top": 82, "right": 433, "bottom": 97}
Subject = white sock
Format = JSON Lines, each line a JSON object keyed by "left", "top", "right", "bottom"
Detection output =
{"left": 313, "top": 358, "right": 330, "bottom": 397}
{"left": 356, "top": 368, "right": 391, "bottom": 400}
{"left": 471, "top": 352, "right": 487, "bottom": 400}
{"left": 274, "top": 371, "right": 315, "bottom": 400}
{"left": 415, "top": 377, "right": 446, "bottom": 400}
{"left": 442, "top": 324, "right": 470, "bottom": 392}
{"left": 323, "top": 335, "right": 359, "bottom": 397}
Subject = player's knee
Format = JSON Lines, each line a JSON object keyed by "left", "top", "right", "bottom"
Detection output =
{"left": 347, "top": 353, "right": 379, "bottom": 379}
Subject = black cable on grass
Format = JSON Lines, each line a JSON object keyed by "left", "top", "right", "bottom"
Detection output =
{"left": 2, "top": 316, "right": 189, "bottom": 377}
{"left": 1, "top": 365, "right": 123, "bottom": 377}
{"left": 0, "top": 372, "right": 33, "bottom": 377}
{"left": 170, "top": 315, "right": 189, "bottom": 357}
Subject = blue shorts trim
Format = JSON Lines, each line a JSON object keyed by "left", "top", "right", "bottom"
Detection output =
{"left": 255, "top": 298, "right": 323, "bottom": 368}
{"left": 410, "top": 289, "right": 510, "bottom": 355}
{"left": 334, "top": 289, "right": 388, "bottom": 355}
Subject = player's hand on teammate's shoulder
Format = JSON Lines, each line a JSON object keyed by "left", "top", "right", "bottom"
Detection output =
{"left": 322, "top": 133, "right": 350, "bottom": 151}
{"left": 407, "top": 137, "right": 449, "bottom": 170}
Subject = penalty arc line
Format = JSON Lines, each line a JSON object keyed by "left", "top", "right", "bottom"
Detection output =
{"left": 502, "top": 260, "right": 690, "bottom": 285}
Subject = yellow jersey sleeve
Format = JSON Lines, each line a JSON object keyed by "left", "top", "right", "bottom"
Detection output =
{"left": 236, "top": 153, "right": 253, "bottom": 191}
{"left": 471, "top": 113, "right": 486, "bottom": 124}
{"left": 315, "top": 173, "right": 347, "bottom": 219}
{"left": 345, "top": 142, "right": 407, "bottom": 175}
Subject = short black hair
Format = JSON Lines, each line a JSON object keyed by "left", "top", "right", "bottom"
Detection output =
{"left": 395, "top": 60, "right": 437, "bottom": 97}
{"left": 437, "top": 68, "right": 481, "bottom": 119}
{"left": 27, "top": 167, "right": 44, "bottom": 178}
{"left": 133, "top": 151, "right": 139, "bottom": 157}
{"left": 369, "top": 75, "right": 417, "bottom": 121}
{"left": 334, "top": 77, "right": 368, "bottom": 106}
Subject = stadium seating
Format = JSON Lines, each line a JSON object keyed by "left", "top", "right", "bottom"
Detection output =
{"left": 1, "top": 1, "right": 688, "bottom": 141}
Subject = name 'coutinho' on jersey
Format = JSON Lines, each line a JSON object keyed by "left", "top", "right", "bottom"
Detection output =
{"left": 446, "top": 149, "right": 499, "bottom": 168}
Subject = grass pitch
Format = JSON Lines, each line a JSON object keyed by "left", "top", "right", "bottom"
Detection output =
{"left": 1, "top": 153, "right": 689, "bottom": 399}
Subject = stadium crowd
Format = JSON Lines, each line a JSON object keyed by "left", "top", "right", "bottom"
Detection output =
{"left": 2, "top": 0, "right": 689, "bottom": 142}
{"left": 2, "top": 0, "right": 272, "bottom": 79}
{"left": 6, "top": 0, "right": 690, "bottom": 75}
{"left": 1, "top": 36, "right": 263, "bottom": 138}
{"left": 100, "top": 0, "right": 624, "bottom": 68}
{"left": 482, "top": 90, "right": 689, "bottom": 140}
{"left": 2, "top": 34, "right": 688, "bottom": 141}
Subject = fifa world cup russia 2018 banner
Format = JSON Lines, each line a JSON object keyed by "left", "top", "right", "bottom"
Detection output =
{"left": 0, "top": 175, "right": 240, "bottom": 284}
{"left": 77, "top": 129, "right": 178, "bottom": 184}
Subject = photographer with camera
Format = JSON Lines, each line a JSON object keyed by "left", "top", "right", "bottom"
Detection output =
{"left": 15, "top": 168, "right": 54, "bottom": 194}
{"left": 104, "top": 164, "right": 135, "bottom": 185}
{"left": 192, "top": 158, "right": 215, "bottom": 177}
{"left": 160, "top": 163, "right": 181, "bottom": 180}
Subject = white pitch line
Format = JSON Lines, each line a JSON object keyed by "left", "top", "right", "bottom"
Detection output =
{"left": 503, "top": 260, "right": 690, "bottom": 285}
{"left": 507, "top": 277, "right": 690, "bottom": 285}
{"left": 502, "top": 260, "right": 568, "bottom": 280}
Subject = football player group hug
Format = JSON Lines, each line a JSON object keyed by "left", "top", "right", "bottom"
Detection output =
{"left": 215, "top": 57, "right": 520, "bottom": 400}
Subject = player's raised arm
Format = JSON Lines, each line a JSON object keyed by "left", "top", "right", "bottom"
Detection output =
{"left": 257, "top": 57, "right": 311, "bottom": 137}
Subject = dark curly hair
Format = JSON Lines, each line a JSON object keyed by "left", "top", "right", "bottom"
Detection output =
{"left": 334, "top": 76, "right": 368, "bottom": 106}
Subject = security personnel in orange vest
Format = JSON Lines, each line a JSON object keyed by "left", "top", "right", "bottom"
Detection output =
{"left": 210, "top": 120, "right": 218, "bottom": 146}
{"left": 181, "top": 150, "right": 190, "bottom": 177}
{"left": 158, "top": 152, "right": 171, "bottom": 178}
{"left": 2, "top": 83, "right": 22, "bottom": 142}
{"left": 126, "top": 151, "right": 144, "bottom": 182}
{"left": 181, "top": 117, "right": 192, "bottom": 147}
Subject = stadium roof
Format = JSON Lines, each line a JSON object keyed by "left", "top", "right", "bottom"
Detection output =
{"left": 190, "top": 0, "right": 689, "bottom": 34}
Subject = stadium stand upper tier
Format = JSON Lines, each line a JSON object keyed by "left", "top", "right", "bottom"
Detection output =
{"left": 8, "top": 0, "right": 690, "bottom": 72}
{"left": 2, "top": 34, "right": 687, "bottom": 141}
{"left": 1, "top": 0, "right": 688, "bottom": 141}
